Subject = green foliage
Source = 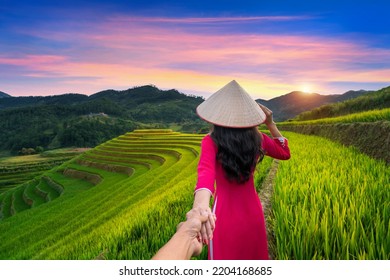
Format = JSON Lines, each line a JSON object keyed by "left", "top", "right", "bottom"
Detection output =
{"left": 35, "top": 146, "right": 44, "bottom": 153}
{"left": 59, "top": 117, "right": 135, "bottom": 147}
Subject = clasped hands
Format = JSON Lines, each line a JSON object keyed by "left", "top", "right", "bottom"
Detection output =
{"left": 177, "top": 207, "right": 216, "bottom": 256}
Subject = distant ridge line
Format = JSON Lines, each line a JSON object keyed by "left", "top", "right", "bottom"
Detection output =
{"left": 0, "top": 91, "right": 11, "bottom": 98}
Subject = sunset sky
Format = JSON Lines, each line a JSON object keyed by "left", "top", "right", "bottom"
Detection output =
{"left": 1, "top": 0, "right": 390, "bottom": 99}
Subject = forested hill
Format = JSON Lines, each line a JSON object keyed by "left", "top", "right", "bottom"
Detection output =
{"left": 256, "top": 89, "right": 370, "bottom": 121}
{"left": 0, "top": 86, "right": 203, "bottom": 111}
{"left": 0, "top": 86, "right": 205, "bottom": 153}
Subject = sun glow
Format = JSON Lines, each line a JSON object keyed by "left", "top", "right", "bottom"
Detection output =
{"left": 301, "top": 84, "right": 313, "bottom": 93}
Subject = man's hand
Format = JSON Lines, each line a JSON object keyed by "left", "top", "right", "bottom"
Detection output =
{"left": 152, "top": 208, "right": 212, "bottom": 260}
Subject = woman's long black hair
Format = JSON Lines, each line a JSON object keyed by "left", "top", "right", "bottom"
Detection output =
{"left": 210, "top": 125, "right": 265, "bottom": 184}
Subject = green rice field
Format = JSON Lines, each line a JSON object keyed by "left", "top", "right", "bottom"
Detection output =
{"left": 270, "top": 132, "right": 389, "bottom": 259}
{"left": 0, "top": 128, "right": 388, "bottom": 260}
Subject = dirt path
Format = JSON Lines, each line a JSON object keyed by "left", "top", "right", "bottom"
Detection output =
{"left": 258, "top": 159, "right": 279, "bottom": 260}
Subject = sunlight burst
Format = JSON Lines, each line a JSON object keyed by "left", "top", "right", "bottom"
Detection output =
{"left": 301, "top": 84, "right": 313, "bottom": 93}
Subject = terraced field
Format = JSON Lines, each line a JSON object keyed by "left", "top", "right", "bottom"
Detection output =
{"left": 0, "top": 159, "right": 64, "bottom": 193}
{"left": 0, "top": 130, "right": 196, "bottom": 259}
{"left": 0, "top": 129, "right": 274, "bottom": 260}
{"left": 1, "top": 128, "right": 386, "bottom": 260}
{"left": 0, "top": 150, "right": 83, "bottom": 194}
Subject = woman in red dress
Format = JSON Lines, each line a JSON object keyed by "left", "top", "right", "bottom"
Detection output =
{"left": 193, "top": 80, "right": 290, "bottom": 260}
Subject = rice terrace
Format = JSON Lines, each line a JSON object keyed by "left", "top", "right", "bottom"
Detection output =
{"left": 2, "top": 0, "right": 390, "bottom": 266}
{"left": 0, "top": 121, "right": 389, "bottom": 259}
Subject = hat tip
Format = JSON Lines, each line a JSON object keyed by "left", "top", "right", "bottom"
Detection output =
{"left": 228, "top": 79, "right": 240, "bottom": 87}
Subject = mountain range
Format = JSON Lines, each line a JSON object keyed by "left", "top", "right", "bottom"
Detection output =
{"left": 256, "top": 90, "right": 370, "bottom": 121}
{"left": 1, "top": 87, "right": 370, "bottom": 121}
{"left": 0, "top": 85, "right": 377, "bottom": 152}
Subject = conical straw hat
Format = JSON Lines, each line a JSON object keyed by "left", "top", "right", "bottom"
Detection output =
{"left": 196, "top": 80, "right": 266, "bottom": 128}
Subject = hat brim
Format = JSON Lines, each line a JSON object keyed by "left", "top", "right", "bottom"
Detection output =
{"left": 196, "top": 106, "right": 265, "bottom": 128}
{"left": 196, "top": 80, "right": 266, "bottom": 128}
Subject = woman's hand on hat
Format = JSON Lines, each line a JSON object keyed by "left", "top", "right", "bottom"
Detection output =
{"left": 258, "top": 103, "right": 274, "bottom": 126}
{"left": 258, "top": 103, "right": 284, "bottom": 138}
